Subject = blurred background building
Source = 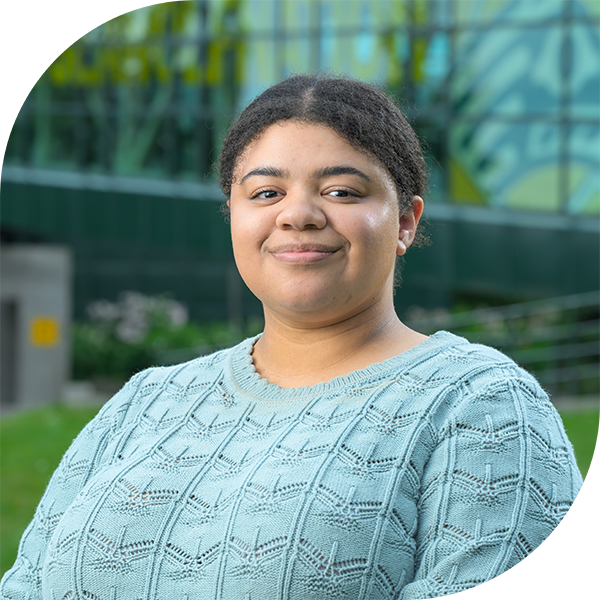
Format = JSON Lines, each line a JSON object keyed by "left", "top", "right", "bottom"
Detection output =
{"left": 1, "top": 0, "right": 599, "bottom": 403}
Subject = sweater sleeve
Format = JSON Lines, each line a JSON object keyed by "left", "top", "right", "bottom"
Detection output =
{"left": 400, "top": 368, "right": 584, "bottom": 599}
{"left": 0, "top": 370, "right": 150, "bottom": 600}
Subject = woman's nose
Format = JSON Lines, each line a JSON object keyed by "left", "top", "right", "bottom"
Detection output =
{"left": 275, "top": 192, "right": 327, "bottom": 230}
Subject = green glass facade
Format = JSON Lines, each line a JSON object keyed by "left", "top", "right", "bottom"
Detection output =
{"left": 5, "top": 0, "right": 599, "bottom": 214}
{"left": 2, "top": 0, "right": 599, "bottom": 318}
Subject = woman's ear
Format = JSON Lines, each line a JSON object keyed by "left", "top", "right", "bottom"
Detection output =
{"left": 396, "top": 196, "right": 424, "bottom": 256}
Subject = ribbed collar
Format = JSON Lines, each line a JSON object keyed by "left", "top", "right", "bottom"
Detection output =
{"left": 226, "top": 330, "right": 464, "bottom": 401}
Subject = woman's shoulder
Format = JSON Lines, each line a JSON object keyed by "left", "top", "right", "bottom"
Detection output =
{"left": 96, "top": 342, "right": 241, "bottom": 423}
{"left": 420, "top": 330, "right": 539, "bottom": 386}
{"left": 414, "top": 332, "right": 557, "bottom": 425}
{"left": 423, "top": 330, "right": 514, "bottom": 363}
{"left": 421, "top": 333, "right": 573, "bottom": 446}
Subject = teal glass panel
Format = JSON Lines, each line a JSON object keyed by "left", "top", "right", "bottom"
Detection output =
{"left": 312, "top": 0, "right": 410, "bottom": 32}
{"left": 277, "top": 1, "right": 313, "bottom": 77}
{"left": 239, "top": 38, "right": 278, "bottom": 104}
{"left": 279, "top": 34, "right": 316, "bottom": 78}
{"left": 573, "top": 0, "right": 600, "bottom": 18}
{"left": 240, "top": 0, "right": 277, "bottom": 32}
{"left": 569, "top": 24, "right": 600, "bottom": 119}
{"left": 567, "top": 124, "right": 599, "bottom": 215}
{"left": 420, "top": 0, "right": 452, "bottom": 26}
{"left": 381, "top": 35, "right": 450, "bottom": 107}
{"left": 412, "top": 118, "right": 449, "bottom": 204}
{"left": 453, "top": 26, "right": 563, "bottom": 117}
{"left": 455, "top": 0, "right": 563, "bottom": 26}
{"left": 449, "top": 122, "right": 562, "bottom": 211}
{"left": 323, "top": 0, "right": 385, "bottom": 30}
{"left": 414, "top": 32, "right": 450, "bottom": 107}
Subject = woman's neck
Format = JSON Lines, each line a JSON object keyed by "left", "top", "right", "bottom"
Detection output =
{"left": 251, "top": 300, "right": 428, "bottom": 388}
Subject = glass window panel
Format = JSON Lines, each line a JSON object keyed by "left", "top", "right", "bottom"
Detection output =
{"left": 424, "top": 157, "right": 447, "bottom": 203}
{"left": 281, "top": 1, "right": 324, "bottom": 72}
{"left": 569, "top": 24, "right": 600, "bottom": 119}
{"left": 453, "top": 26, "right": 562, "bottom": 117}
{"left": 575, "top": 0, "right": 600, "bottom": 19}
{"left": 567, "top": 124, "right": 599, "bottom": 215}
{"left": 281, "top": 0, "right": 311, "bottom": 31}
{"left": 455, "top": 0, "right": 563, "bottom": 26}
{"left": 380, "top": 31, "right": 409, "bottom": 90}
{"left": 449, "top": 122, "right": 561, "bottom": 211}
{"left": 327, "top": 0, "right": 374, "bottom": 30}
{"left": 239, "top": 39, "right": 278, "bottom": 107}
{"left": 413, "top": 32, "right": 451, "bottom": 107}
{"left": 284, "top": 23, "right": 387, "bottom": 82}
{"left": 32, "top": 86, "right": 85, "bottom": 170}
{"left": 374, "top": 0, "right": 410, "bottom": 28}
{"left": 415, "top": 125, "right": 447, "bottom": 203}
{"left": 278, "top": 1, "right": 404, "bottom": 78}
{"left": 281, "top": 0, "right": 411, "bottom": 34}
{"left": 282, "top": 36, "right": 315, "bottom": 77}
{"left": 231, "top": 0, "right": 269, "bottom": 33}
{"left": 400, "top": 0, "right": 452, "bottom": 27}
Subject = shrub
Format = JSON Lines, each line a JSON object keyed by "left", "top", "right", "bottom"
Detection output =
{"left": 72, "top": 292, "right": 263, "bottom": 382}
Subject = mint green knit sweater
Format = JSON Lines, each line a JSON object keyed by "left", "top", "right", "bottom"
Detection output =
{"left": 1, "top": 332, "right": 582, "bottom": 599}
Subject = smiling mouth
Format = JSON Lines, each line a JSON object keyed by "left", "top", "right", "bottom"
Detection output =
{"left": 269, "top": 244, "right": 340, "bottom": 264}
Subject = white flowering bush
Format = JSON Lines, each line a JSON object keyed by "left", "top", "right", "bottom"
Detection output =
{"left": 72, "top": 292, "right": 261, "bottom": 381}
{"left": 86, "top": 292, "right": 189, "bottom": 344}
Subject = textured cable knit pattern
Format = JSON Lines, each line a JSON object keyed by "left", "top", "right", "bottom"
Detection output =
{"left": 1, "top": 331, "right": 582, "bottom": 599}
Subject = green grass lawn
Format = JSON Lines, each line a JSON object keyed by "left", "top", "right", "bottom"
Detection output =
{"left": 1, "top": 403, "right": 598, "bottom": 577}
{"left": 1, "top": 404, "right": 101, "bottom": 576}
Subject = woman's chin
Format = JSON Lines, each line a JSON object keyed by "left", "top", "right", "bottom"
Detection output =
{"left": 263, "top": 290, "right": 360, "bottom": 326}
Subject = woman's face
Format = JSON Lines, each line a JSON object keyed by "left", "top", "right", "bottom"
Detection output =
{"left": 228, "top": 121, "right": 422, "bottom": 327}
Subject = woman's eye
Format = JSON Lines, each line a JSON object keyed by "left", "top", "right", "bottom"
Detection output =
{"left": 251, "top": 189, "right": 280, "bottom": 200}
{"left": 327, "top": 189, "right": 359, "bottom": 199}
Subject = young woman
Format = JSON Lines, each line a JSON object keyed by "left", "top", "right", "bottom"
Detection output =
{"left": 1, "top": 74, "right": 582, "bottom": 600}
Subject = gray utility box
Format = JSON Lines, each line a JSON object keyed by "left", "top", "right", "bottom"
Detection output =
{"left": 1, "top": 245, "right": 72, "bottom": 410}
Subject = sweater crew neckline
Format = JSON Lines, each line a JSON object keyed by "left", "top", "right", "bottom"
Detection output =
{"left": 227, "top": 330, "right": 461, "bottom": 400}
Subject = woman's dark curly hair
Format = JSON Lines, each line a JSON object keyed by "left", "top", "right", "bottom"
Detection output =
{"left": 218, "top": 73, "right": 428, "bottom": 246}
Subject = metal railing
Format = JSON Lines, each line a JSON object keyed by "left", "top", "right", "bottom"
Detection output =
{"left": 405, "top": 291, "right": 600, "bottom": 399}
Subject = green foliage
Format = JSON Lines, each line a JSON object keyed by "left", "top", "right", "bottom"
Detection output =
{"left": 72, "top": 292, "right": 263, "bottom": 382}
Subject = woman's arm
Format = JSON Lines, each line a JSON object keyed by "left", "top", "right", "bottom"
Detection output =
{"left": 400, "top": 370, "right": 583, "bottom": 599}
{"left": 0, "top": 370, "right": 150, "bottom": 599}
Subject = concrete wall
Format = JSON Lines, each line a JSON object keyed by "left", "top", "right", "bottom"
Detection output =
{"left": 0, "top": 245, "right": 71, "bottom": 410}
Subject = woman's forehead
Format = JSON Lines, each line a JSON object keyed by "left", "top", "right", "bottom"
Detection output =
{"left": 233, "top": 121, "right": 392, "bottom": 182}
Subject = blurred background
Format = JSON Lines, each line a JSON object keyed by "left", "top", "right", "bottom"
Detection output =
{"left": 1, "top": 0, "right": 599, "bottom": 573}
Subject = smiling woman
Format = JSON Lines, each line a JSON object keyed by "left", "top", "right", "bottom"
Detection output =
{"left": 1, "top": 74, "right": 583, "bottom": 600}
{"left": 228, "top": 121, "right": 425, "bottom": 386}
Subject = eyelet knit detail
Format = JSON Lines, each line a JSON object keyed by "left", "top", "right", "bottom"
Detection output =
{"left": 1, "top": 332, "right": 582, "bottom": 600}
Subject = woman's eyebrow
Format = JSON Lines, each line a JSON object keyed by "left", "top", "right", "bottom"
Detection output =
{"left": 239, "top": 164, "right": 372, "bottom": 184}
{"left": 240, "top": 166, "right": 289, "bottom": 184}
{"left": 313, "top": 165, "right": 372, "bottom": 182}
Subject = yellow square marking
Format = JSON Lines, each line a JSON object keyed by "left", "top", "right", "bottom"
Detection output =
{"left": 30, "top": 317, "right": 60, "bottom": 347}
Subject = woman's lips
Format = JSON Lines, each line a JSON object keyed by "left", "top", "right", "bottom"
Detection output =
{"left": 269, "top": 244, "right": 340, "bottom": 264}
